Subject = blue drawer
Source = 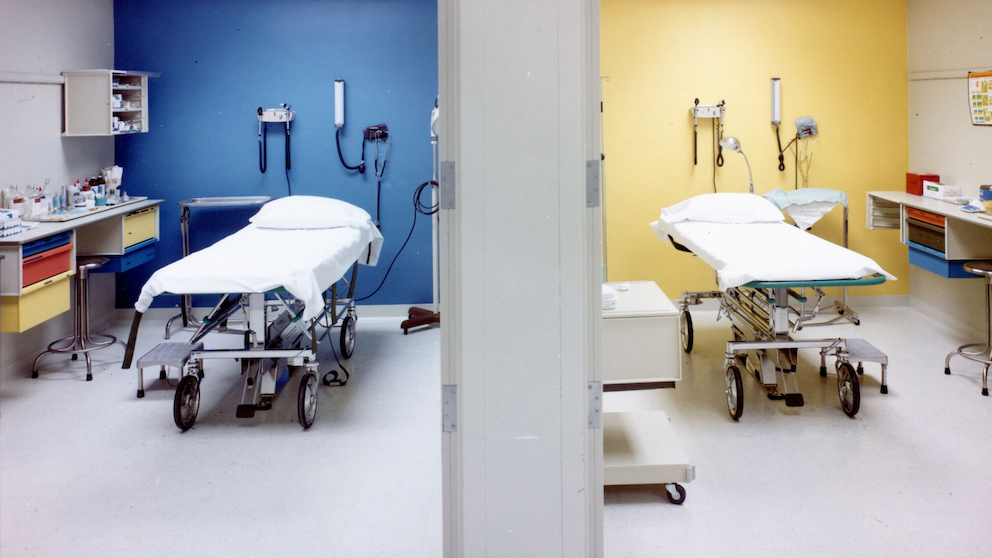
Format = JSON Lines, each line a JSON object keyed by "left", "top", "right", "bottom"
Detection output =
{"left": 22, "top": 231, "right": 73, "bottom": 258}
{"left": 91, "top": 243, "right": 156, "bottom": 273}
{"left": 906, "top": 242, "right": 975, "bottom": 279}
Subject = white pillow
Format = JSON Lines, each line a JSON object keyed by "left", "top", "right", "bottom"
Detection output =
{"left": 250, "top": 195, "right": 372, "bottom": 230}
{"left": 660, "top": 193, "right": 784, "bottom": 224}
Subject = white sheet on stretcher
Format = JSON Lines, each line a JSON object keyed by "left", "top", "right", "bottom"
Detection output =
{"left": 649, "top": 218, "right": 895, "bottom": 291}
{"left": 135, "top": 223, "right": 383, "bottom": 322}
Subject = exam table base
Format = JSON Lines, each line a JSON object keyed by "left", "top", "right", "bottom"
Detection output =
{"left": 678, "top": 286, "right": 889, "bottom": 420}
{"left": 127, "top": 263, "right": 360, "bottom": 431}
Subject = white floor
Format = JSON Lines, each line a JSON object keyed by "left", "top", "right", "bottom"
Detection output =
{"left": 605, "top": 306, "right": 992, "bottom": 558}
{"left": 0, "top": 313, "right": 443, "bottom": 558}
{"left": 1, "top": 305, "right": 990, "bottom": 557}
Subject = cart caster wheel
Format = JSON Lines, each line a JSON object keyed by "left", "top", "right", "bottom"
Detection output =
{"left": 71, "top": 354, "right": 78, "bottom": 361}
{"left": 679, "top": 310, "right": 694, "bottom": 354}
{"left": 340, "top": 316, "right": 356, "bottom": 359}
{"left": 725, "top": 365, "right": 743, "bottom": 421}
{"left": 137, "top": 389, "right": 145, "bottom": 398}
{"left": 837, "top": 362, "right": 860, "bottom": 418}
{"left": 838, "top": 308, "right": 845, "bottom": 315}
{"left": 403, "top": 329, "right": 408, "bottom": 335}
{"left": 173, "top": 375, "right": 200, "bottom": 431}
{"left": 159, "top": 367, "right": 168, "bottom": 380}
{"left": 86, "top": 373, "right": 93, "bottom": 381}
{"left": 665, "top": 484, "right": 686, "bottom": 505}
{"left": 819, "top": 366, "right": 827, "bottom": 377}
{"left": 983, "top": 388, "right": 989, "bottom": 396}
{"left": 31, "top": 371, "right": 38, "bottom": 378}
{"left": 944, "top": 367, "right": 951, "bottom": 375}
{"left": 856, "top": 365, "right": 864, "bottom": 376}
{"left": 298, "top": 370, "right": 318, "bottom": 429}
{"left": 853, "top": 319, "right": 861, "bottom": 326}
{"left": 880, "top": 385, "right": 888, "bottom": 394}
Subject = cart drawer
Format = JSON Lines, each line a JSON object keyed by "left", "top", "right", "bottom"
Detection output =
{"left": 124, "top": 207, "right": 157, "bottom": 248}
{"left": 603, "top": 315, "right": 681, "bottom": 383}
{"left": 1, "top": 270, "right": 72, "bottom": 333}
{"left": 22, "top": 242, "right": 73, "bottom": 287}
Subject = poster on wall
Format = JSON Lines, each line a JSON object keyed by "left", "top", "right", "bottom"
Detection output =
{"left": 969, "top": 71, "right": 992, "bottom": 126}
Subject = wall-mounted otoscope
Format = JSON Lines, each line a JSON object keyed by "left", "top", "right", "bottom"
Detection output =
{"left": 258, "top": 104, "right": 294, "bottom": 195}
{"left": 258, "top": 104, "right": 294, "bottom": 174}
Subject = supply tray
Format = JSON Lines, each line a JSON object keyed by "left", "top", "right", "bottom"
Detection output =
{"left": 23, "top": 197, "right": 149, "bottom": 223}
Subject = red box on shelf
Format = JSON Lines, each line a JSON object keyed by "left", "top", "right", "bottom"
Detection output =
{"left": 22, "top": 243, "right": 73, "bottom": 287}
{"left": 907, "top": 173, "right": 939, "bottom": 196}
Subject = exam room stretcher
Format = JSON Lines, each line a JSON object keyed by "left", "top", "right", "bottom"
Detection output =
{"left": 651, "top": 193, "right": 895, "bottom": 419}
{"left": 123, "top": 196, "right": 383, "bottom": 431}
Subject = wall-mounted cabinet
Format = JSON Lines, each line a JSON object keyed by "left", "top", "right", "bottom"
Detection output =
{"left": 62, "top": 70, "right": 158, "bottom": 137}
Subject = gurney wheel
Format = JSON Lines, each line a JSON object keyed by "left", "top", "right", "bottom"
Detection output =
{"left": 665, "top": 484, "right": 686, "bottom": 505}
{"left": 298, "top": 371, "right": 318, "bottom": 429}
{"left": 836, "top": 362, "right": 860, "bottom": 418}
{"left": 173, "top": 375, "right": 200, "bottom": 431}
{"left": 679, "top": 311, "right": 694, "bottom": 354}
{"left": 725, "top": 365, "right": 743, "bottom": 421}
{"left": 340, "top": 316, "right": 356, "bottom": 359}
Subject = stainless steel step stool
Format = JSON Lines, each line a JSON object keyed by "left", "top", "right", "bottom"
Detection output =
{"left": 136, "top": 341, "right": 203, "bottom": 398}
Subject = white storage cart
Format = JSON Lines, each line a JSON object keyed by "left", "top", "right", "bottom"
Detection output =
{"left": 602, "top": 281, "right": 695, "bottom": 504}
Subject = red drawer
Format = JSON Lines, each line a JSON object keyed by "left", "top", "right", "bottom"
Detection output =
{"left": 906, "top": 207, "right": 945, "bottom": 228}
{"left": 23, "top": 243, "right": 73, "bottom": 287}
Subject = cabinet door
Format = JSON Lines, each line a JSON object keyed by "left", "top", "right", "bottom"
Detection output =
{"left": 63, "top": 71, "right": 112, "bottom": 136}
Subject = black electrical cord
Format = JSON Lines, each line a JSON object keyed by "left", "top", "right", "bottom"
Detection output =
{"left": 285, "top": 167, "right": 292, "bottom": 196}
{"left": 321, "top": 334, "right": 350, "bottom": 387}
{"left": 712, "top": 119, "right": 717, "bottom": 193}
{"left": 355, "top": 180, "right": 437, "bottom": 302}
{"left": 336, "top": 128, "right": 365, "bottom": 174}
{"left": 259, "top": 125, "right": 267, "bottom": 173}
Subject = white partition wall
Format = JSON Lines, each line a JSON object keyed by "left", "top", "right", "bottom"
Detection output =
{"left": 437, "top": 0, "right": 604, "bottom": 555}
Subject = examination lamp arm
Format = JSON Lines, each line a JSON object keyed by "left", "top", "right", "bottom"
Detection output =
{"left": 741, "top": 150, "right": 754, "bottom": 194}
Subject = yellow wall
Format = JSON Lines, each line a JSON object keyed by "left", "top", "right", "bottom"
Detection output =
{"left": 601, "top": 0, "right": 909, "bottom": 297}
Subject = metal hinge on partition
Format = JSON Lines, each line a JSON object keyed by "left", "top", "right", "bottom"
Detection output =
{"left": 442, "top": 384, "right": 457, "bottom": 432}
{"left": 440, "top": 162, "right": 456, "bottom": 210}
{"left": 586, "top": 160, "right": 600, "bottom": 208}
{"left": 587, "top": 381, "right": 602, "bottom": 428}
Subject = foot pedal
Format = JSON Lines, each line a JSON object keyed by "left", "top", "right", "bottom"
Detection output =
{"left": 784, "top": 393, "right": 804, "bottom": 407}
{"left": 236, "top": 404, "right": 256, "bottom": 418}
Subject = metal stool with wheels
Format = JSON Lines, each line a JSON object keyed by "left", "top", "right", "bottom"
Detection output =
{"left": 944, "top": 261, "right": 992, "bottom": 396}
{"left": 32, "top": 256, "right": 125, "bottom": 381}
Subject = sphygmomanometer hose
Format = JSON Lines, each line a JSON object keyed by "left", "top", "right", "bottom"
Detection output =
{"left": 259, "top": 126, "right": 267, "bottom": 173}
{"left": 356, "top": 180, "right": 437, "bottom": 302}
{"left": 336, "top": 128, "right": 365, "bottom": 173}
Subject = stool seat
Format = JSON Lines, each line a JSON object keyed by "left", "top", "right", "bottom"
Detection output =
{"left": 964, "top": 261, "right": 992, "bottom": 277}
{"left": 77, "top": 256, "right": 110, "bottom": 271}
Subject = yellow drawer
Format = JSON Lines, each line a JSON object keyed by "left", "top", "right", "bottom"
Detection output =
{"left": 124, "top": 207, "right": 157, "bottom": 248}
{"left": 1, "top": 270, "right": 73, "bottom": 333}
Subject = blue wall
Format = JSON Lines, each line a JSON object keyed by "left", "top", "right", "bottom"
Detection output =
{"left": 114, "top": 0, "right": 437, "bottom": 308}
